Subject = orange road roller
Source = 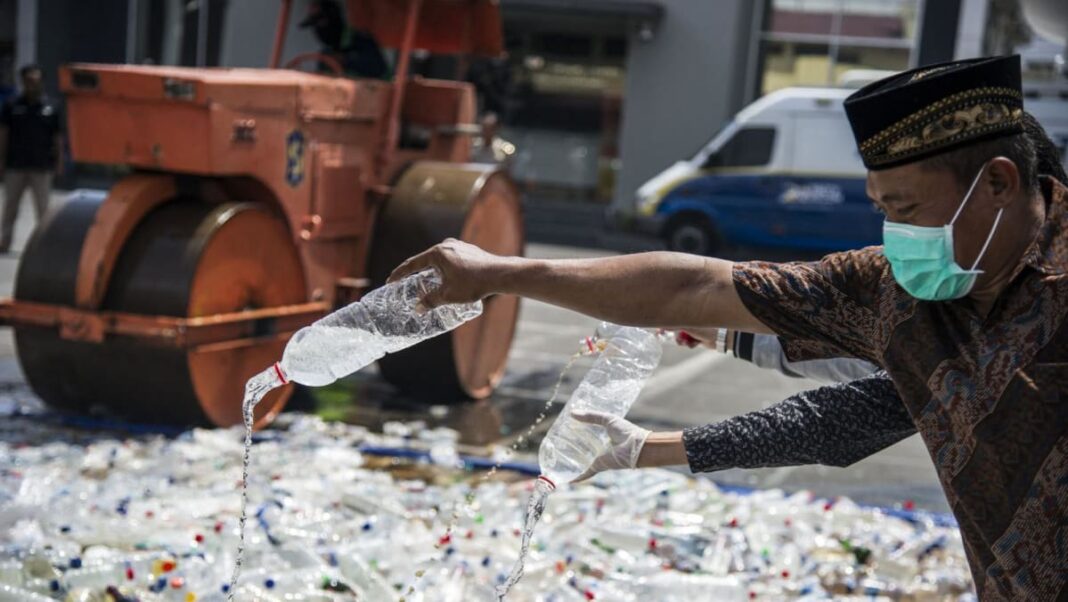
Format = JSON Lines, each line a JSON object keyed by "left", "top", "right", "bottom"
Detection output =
{"left": 0, "top": 0, "right": 524, "bottom": 428}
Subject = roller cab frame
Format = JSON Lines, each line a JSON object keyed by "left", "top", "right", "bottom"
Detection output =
{"left": 0, "top": 0, "right": 524, "bottom": 428}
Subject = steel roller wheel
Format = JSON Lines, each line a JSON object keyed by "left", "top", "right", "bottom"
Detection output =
{"left": 14, "top": 196, "right": 306, "bottom": 427}
{"left": 368, "top": 161, "right": 524, "bottom": 402}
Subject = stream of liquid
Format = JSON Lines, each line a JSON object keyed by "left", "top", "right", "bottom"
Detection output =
{"left": 399, "top": 349, "right": 586, "bottom": 601}
{"left": 229, "top": 342, "right": 592, "bottom": 601}
{"left": 226, "top": 365, "right": 284, "bottom": 601}
{"left": 495, "top": 477, "right": 554, "bottom": 600}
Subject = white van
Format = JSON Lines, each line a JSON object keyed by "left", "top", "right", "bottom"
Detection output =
{"left": 631, "top": 86, "right": 1068, "bottom": 255}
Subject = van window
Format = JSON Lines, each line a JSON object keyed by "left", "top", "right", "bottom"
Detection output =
{"left": 702, "top": 127, "right": 776, "bottom": 169}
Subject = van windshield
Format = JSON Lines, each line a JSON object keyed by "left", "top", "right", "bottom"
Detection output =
{"left": 690, "top": 120, "right": 734, "bottom": 161}
{"left": 701, "top": 126, "right": 776, "bottom": 169}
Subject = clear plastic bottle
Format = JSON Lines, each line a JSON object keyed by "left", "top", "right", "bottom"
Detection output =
{"left": 278, "top": 270, "right": 483, "bottom": 386}
{"left": 538, "top": 323, "right": 662, "bottom": 485}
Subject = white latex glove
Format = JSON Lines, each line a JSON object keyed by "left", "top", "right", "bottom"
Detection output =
{"left": 571, "top": 410, "right": 651, "bottom": 482}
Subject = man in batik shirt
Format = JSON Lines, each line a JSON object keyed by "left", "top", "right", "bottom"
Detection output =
{"left": 390, "top": 56, "right": 1067, "bottom": 599}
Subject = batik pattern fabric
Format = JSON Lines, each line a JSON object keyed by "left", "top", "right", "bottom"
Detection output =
{"left": 721, "top": 177, "right": 1068, "bottom": 599}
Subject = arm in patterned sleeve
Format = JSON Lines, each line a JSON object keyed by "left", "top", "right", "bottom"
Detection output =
{"left": 681, "top": 370, "right": 915, "bottom": 473}
{"left": 732, "top": 247, "right": 890, "bottom": 364}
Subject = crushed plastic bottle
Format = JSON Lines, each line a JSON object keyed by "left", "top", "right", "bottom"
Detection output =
{"left": 280, "top": 269, "right": 483, "bottom": 386}
{"left": 539, "top": 324, "right": 662, "bottom": 486}
{"left": 0, "top": 404, "right": 975, "bottom": 601}
{"left": 228, "top": 269, "right": 482, "bottom": 598}
{"left": 497, "top": 324, "right": 662, "bottom": 599}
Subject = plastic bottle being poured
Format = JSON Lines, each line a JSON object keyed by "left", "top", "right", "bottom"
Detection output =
{"left": 496, "top": 323, "right": 663, "bottom": 600}
{"left": 228, "top": 269, "right": 481, "bottom": 599}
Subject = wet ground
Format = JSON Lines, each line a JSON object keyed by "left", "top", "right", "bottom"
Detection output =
{"left": 0, "top": 191, "right": 948, "bottom": 515}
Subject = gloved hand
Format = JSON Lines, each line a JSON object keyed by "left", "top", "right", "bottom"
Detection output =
{"left": 571, "top": 410, "right": 651, "bottom": 482}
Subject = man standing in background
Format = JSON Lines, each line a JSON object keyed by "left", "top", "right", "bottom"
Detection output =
{"left": 0, "top": 64, "right": 63, "bottom": 254}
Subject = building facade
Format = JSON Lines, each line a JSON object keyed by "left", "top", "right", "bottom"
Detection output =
{"left": 1, "top": 0, "right": 1061, "bottom": 217}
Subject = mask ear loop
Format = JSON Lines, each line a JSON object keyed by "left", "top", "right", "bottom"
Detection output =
{"left": 948, "top": 162, "right": 989, "bottom": 226}
{"left": 969, "top": 208, "right": 1003, "bottom": 271}
{"left": 948, "top": 161, "right": 1000, "bottom": 271}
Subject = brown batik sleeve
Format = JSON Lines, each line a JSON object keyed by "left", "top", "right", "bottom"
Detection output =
{"left": 732, "top": 247, "right": 885, "bottom": 364}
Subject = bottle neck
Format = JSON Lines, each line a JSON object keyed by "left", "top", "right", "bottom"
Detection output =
{"left": 273, "top": 362, "right": 289, "bottom": 385}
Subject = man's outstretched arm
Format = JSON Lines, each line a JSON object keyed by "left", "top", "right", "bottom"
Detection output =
{"left": 388, "top": 239, "right": 773, "bottom": 333}
{"left": 620, "top": 371, "right": 915, "bottom": 474}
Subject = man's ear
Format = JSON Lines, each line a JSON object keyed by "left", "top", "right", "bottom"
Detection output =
{"left": 986, "top": 157, "right": 1021, "bottom": 209}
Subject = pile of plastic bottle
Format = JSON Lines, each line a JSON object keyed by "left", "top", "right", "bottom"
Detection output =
{"left": 0, "top": 407, "right": 974, "bottom": 601}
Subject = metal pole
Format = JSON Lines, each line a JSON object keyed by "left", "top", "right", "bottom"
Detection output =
{"left": 379, "top": 0, "right": 424, "bottom": 177}
{"left": 269, "top": 0, "right": 294, "bottom": 69}
{"left": 196, "top": 0, "right": 209, "bottom": 66}
{"left": 15, "top": 0, "right": 37, "bottom": 70}
{"left": 126, "top": 0, "right": 139, "bottom": 63}
{"left": 742, "top": 0, "right": 769, "bottom": 103}
{"left": 827, "top": 0, "right": 843, "bottom": 85}
{"left": 911, "top": 0, "right": 927, "bottom": 68}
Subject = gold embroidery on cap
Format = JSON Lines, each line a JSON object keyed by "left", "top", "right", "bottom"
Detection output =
{"left": 858, "top": 87, "right": 1023, "bottom": 166}
{"left": 859, "top": 87, "right": 1020, "bottom": 151}
{"left": 885, "top": 104, "right": 1020, "bottom": 155}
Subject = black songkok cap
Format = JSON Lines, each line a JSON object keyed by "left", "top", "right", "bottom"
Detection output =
{"left": 844, "top": 55, "right": 1024, "bottom": 170}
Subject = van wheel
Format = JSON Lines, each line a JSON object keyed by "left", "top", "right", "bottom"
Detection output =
{"left": 665, "top": 216, "right": 720, "bottom": 255}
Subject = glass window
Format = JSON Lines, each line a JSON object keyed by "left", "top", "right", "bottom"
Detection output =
{"left": 769, "top": 0, "right": 918, "bottom": 41}
{"left": 834, "top": 45, "right": 910, "bottom": 74}
{"left": 703, "top": 127, "right": 777, "bottom": 169}
{"left": 759, "top": 0, "right": 922, "bottom": 94}
{"left": 761, "top": 41, "right": 833, "bottom": 91}
{"left": 532, "top": 33, "right": 593, "bottom": 60}
{"left": 604, "top": 36, "right": 627, "bottom": 62}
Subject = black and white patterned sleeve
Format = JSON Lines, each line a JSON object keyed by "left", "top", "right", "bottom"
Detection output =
{"left": 681, "top": 371, "right": 915, "bottom": 473}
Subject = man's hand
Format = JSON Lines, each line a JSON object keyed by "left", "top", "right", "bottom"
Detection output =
{"left": 674, "top": 327, "right": 716, "bottom": 349}
{"left": 387, "top": 238, "right": 514, "bottom": 308}
{"left": 571, "top": 410, "right": 651, "bottom": 482}
{"left": 387, "top": 242, "right": 770, "bottom": 334}
{"left": 675, "top": 327, "right": 735, "bottom": 352}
